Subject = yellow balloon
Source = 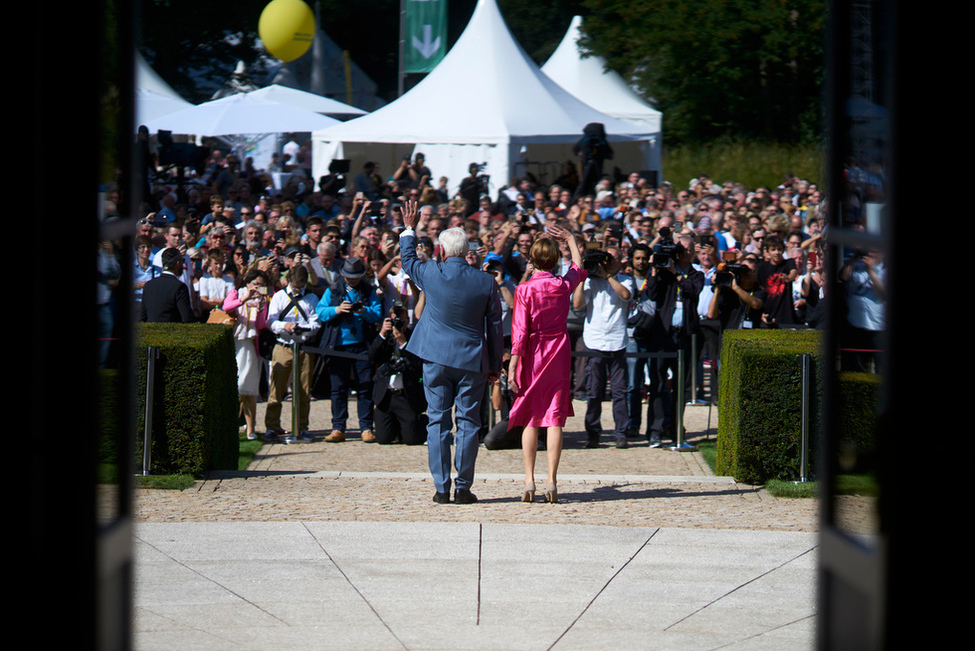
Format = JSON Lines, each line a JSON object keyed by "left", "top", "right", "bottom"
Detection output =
{"left": 259, "top": 0, "right": 316, "bottom": 62}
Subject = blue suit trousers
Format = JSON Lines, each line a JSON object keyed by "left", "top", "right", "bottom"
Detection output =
{"left": 422, "top": 362, "right": 487, "bottom": 494}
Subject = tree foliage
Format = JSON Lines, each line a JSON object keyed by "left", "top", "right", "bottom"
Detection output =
{"left": 138, "top": 0, "right": 824, "bottom": 144}
{"left": 579, "top": 0, "right": 826, "bottom": 146}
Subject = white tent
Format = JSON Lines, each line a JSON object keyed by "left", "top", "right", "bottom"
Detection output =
{"left": 541, "top": 15, "right": 663, "bottom": 174}
{"left": 247, "top": 84, "right": 366, "bottom": 120}
{"left": 142, "top": 93, "right": 340, "bottom": 138}
{"left": 143, "top": 93, "right": 341, "bottom": 172}
{"left": 311, "top": 0, "right": 659, "bottom": 198}
{"left": 136, "top": 54, "right": 193, "bottom": 125}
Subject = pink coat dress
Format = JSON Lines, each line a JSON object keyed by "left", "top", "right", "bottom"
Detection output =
{"left": 507, "top": 263, "right": 587, "bottom": 428}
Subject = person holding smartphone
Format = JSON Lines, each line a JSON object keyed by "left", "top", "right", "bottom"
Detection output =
{"left": 222, "top": 269, "right": 271, "bottom": 440}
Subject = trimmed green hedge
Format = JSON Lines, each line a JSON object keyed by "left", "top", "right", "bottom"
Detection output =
{"left": 836, "top": 372, "right": 881, "bottom": 474}
{"left": 715, "top": 329, "right": 823, "bottom": 484}
{"left": 135, "top": 323, "right": 238, "bottom": 477}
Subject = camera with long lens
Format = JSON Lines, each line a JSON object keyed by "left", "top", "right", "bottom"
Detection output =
{"left": 651, "top": 227, "right": 683, "bottom": 269}
{"left": 378, "top": 355, "right": 409, "bottom": 378}
{"left": 713, "top": 251, "right": 748, "bottom": 287}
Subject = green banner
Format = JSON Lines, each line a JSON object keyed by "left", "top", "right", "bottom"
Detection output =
{"left": 403, "top": 0, "right": 447, "bottom": 73}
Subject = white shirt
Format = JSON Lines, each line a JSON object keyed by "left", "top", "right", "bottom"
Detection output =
{"left": 267, "top": 287, "right": 321, "bottom": 344}
{"left": 581, "top": 274, "right": 634, "bottom": 352}
{"left": 199, "top": 274, "right": 234, "bottom": 304}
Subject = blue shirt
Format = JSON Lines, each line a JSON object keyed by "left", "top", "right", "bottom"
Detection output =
{"left": 316, "top": 281, "right": 382, "bottom": 346}
{"left": 133, "top": 257, "right": 160, "bottom": 303}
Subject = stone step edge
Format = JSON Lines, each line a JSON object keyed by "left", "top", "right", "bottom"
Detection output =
{"left": 204, "top": 471, "right": 734, "bottom": 484}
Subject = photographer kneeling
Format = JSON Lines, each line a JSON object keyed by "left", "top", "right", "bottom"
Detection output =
{"left": 368, "top": 303, "right": 427, "bottom": 445}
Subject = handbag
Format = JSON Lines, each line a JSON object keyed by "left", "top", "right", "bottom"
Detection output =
{"left": 258, "top": 328, "right": 277, "bottom": 360}
{"left": 207, "top": 308, "right": 235, "bottom": 325}
{"left": 627, "top": 310, "right": 655, "bottom": 341}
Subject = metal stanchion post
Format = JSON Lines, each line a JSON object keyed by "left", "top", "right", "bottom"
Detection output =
{"left": 282, "top": 339, "right": 301, "bottom": 444}
{"left": 796, "top": 353, "right": 811, "bottom": 483}
{"left": 669, "top": 348, "right": 697, "bottom": 452}
{"left": 142, "top": 346, "right": 158, "bottom": 475}
{"left": 687, "top": 332, "right": 708, "bottom": 406}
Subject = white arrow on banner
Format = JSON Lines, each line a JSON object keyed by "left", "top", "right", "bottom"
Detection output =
{"left": 412, "top": 25, "right": 441, "bottom": 59}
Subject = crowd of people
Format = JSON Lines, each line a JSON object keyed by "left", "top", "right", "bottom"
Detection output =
{"left": 116, "top": 136, "right": 885, "bottom": 498}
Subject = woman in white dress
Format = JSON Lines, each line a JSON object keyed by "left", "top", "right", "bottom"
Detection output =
{"left": 222, "top": 268, "right": 270, "bottom": 439}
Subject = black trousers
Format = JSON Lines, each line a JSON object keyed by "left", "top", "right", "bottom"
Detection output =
{"left": 647, "top": 331, "right": 693, "bottom": 441}
{"left": 374, "top": 389, "right": 426, "bottom": 445}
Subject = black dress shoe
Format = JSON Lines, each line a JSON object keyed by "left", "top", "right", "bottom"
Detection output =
{"left": 454, "top": 489, "right": 478, "bottom": 504}
{"left": 433, "top": 492, "right": 450, "bottom": 504}
{"left": 585, "top": 436, "right": 600, "bottom": 449}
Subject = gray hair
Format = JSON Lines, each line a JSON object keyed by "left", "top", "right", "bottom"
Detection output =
{"left": 439, "top": 227, "right": 468, "bottom": 258}
{"left": 245, "top": 219, "right": 263, "bottom": 234}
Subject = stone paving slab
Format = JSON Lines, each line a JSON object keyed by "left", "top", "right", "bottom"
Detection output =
{"left": 133, "top": 521, "right": 819, "bottom": 651}
{"left": 131, "top": 399, "right": 824, "bottom": 532}
{"left": 131, "top": 397, "right": 828, "bottom": 650}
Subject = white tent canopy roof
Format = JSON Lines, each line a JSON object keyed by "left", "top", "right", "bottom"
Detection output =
{"left": 541, "top": 16, "right": 662, "bottom": 134}
{"left": 136, "top": 54, "right": 193, "bottom": 125}
{"left": 247, "top": 84, "right": 366, "bottom": 119}
{"left": 143, "top": 92, "right": 340, "bottom": 137}
{"left": 313, "top": 0, "right": 659, "bottom": 193}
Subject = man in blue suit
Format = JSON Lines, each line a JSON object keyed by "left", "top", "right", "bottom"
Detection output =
{"left": 399, "top": 200, "right": 503, "bottom": 504}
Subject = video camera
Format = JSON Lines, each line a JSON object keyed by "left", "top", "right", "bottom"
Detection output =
{"left": 713, "top": 251, "right": 748, "bottom": 287}
{"left": 583, "top": 242, "right": 612, "bottom": 275}
{"left": 157, "top": 130, "right": 210, "bottom": 177}
{"left": 651, "top": 227, "right": 684, "bottom": 269}
{"left": 470, "top": 162, "right": 490, "bottom": 196}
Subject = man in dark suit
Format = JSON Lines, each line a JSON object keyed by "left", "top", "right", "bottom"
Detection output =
{"left": 140, "top": 248, "right": 194, "bottom": 323}
{"left": 399, "top": 200, "right": 503, "bottom": 505}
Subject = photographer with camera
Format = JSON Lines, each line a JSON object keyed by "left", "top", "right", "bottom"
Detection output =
{"left": 460, "top": 162, "right": 489, "bottom": 217}
{"left": 642, "top": 231, "right": 704, "bottom": 447}
{"left": 315, "top": 257, "right": 383, "bottom": 443}
{"left": 706, "top": 253, "right": 765, "bottom": 330}
{"left": 624, "top": 243, "right": 654, "bottom": 439}
{"left": 368, "top": 303, "right": 427, "bottom": 445}
{"left": 573, "top": 244, "right": 634, "bottom": 448}
{"left": 263, "top": 265, "right": 321, "bottom": 441}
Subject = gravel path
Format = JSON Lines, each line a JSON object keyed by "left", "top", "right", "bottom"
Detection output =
{"left": 130, "top": 397, "right": 851, "bottom": 533}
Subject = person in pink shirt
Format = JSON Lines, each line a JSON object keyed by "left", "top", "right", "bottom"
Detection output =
{"left": 222, "top": 269, "right": 270, "bottom": 440}
{"left": 507, "top": 223, "right": 586, "bottom": 504}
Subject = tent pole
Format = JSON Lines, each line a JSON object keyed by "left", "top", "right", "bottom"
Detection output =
{"left": 398, "top": 0, "right": 405, "bottom": 97}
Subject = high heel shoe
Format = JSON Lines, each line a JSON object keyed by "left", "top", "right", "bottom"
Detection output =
{"left": 521, "top": 482, "right": 536, "bottom": 502}
{"left": 544, "top": 481, "right": 558, "bottom": 504}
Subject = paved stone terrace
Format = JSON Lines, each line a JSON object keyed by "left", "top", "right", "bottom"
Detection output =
{"left": 132, "top": 397, "right": 832, "bottom": 533}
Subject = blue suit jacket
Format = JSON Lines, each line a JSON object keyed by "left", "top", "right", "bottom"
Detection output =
{"left": 400, "top": 232, "right": 503, "bottom": 374}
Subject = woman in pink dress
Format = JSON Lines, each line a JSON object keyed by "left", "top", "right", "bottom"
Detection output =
{"left": 507, "top": 224, "right": 585, "bottom": 503}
